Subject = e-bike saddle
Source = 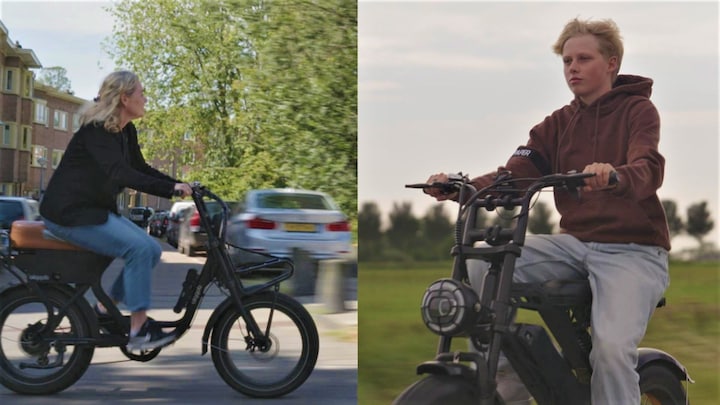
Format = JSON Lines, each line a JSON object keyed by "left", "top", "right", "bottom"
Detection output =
{"left": 10, "top": 220, "right": 83, "bottom": 251}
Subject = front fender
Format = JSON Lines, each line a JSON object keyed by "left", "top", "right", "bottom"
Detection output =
{"left": 637, "top": 347, "right": 694, "bottom": 383}
{"left": 201, "top": 296, "right": 235, "bottom": 355}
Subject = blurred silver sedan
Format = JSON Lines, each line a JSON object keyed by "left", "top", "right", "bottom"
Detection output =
{"left": 226, "top": 189, "right": 352, "bottom": 263}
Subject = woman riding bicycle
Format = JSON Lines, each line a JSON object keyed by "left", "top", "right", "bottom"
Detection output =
{"left": 39, "top": 70, "right": 192, "bottom": 351}
{"left": 424, "top": 18, "right": 670, "bottom": 405}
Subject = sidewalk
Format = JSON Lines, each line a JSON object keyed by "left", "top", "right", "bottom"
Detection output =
{"left": 0, "top": 241, "right": 357, "bottom": 404}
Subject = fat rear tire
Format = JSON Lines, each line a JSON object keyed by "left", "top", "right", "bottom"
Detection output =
{"left": 639, "top": 363, "right": 688, "bottom": 405}
{"left": 0, "top": 287, "right": 94, "bottom": 394}
{"left": 393, "top": 374, "right": 501, "bottom": 405}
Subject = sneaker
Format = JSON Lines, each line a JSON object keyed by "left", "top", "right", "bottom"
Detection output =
{"left": 126, "top": 320, "right": 176, "bottom": 351}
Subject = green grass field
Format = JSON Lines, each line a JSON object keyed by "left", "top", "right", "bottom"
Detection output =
{"left": 358, "top": 261, "right": 719, "bottom": 404}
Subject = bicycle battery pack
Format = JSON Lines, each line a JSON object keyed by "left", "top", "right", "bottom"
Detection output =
{"left": 502, "top": 323, "right": 589, "bottom": 404}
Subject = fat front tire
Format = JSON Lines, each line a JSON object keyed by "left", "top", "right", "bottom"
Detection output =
{"left": 210, "top": 292, "right": 319, "bottom": 398}
{"left": 393, "top": 374, "right": 501, "bottom": 405}
{"left": 639, "top": 363, "right": 688, "bottom": 405}
{"left": 0, "top": 287, "right": 94, "bottom": 394}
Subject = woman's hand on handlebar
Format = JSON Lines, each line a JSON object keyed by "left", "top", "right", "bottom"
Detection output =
{"left": 424, "top": 173, "right": 458, "bottom": 201}
{"left": 582, "top": 162, "right": 618, "bottom": 192}
{"left": 173, "top": 182, "right": 193, "bottom": 198}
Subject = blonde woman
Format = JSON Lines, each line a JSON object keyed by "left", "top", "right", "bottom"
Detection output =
{"left": 40, "top": 70, "right": 192, "bottom": 350}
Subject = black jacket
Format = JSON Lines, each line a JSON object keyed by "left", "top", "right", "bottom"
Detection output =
{"left": 40, "top": 122, "right": 178, "bottom": 226}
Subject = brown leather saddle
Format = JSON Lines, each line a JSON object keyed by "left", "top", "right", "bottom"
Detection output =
{"left": 10, "top": 220, "right": 84, "bottom": 251}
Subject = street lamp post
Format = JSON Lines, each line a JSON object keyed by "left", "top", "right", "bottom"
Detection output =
{"left": 38, "top": 157, "right": 48, "bottom": 198}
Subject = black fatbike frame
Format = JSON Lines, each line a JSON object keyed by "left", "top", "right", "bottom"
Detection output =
{"left": 403, "top": 172, "right": 692, "bottom": 405}
{"left": 1, "top": 183, "right": 294, "bottom": 359}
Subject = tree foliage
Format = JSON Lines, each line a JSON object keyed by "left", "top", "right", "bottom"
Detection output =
{"left": 386, "top": 202, "right": 420, "bottom": 254}
{"left": 104, "top": 0, "right": 356, "bottom": 217}
{"left": 359, "top": 198, "right": 717, "bottom": 262}
{"left": 528, "top": 201, "right": 554, "bottom": 235}
{"left": 417, "top": 204, "right": 455, "bottom": 260}
{"left": 36, "top": 66, "right": 72, "bottom": 93}
{"left": 686, "top": 201, "right": 714, "bottom": 246}
{"left": 357, "top": 201, "right": 383, "bottom": 261}
{"left": 661, "top": 199, "right": 684, "bottom": 239}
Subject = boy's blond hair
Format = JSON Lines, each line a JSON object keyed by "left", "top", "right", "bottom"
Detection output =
{"left": 553, "top": 18, "right": 624, "bottom": 81}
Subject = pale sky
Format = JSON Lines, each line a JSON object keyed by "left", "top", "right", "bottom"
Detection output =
{"left": 359, "top": 1, "right": 719, "bottom": 251}
{"left": 1, "top": 1, "right": 718, "bottom": 251}
{"left": 0, "top": 0, "right": 115, "bottom": 100}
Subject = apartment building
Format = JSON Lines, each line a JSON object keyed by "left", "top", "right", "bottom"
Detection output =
{"left": 0, "top": 21, "right": 87, "bottom": 199}
{"left": 0, "top": 21, "right": 174, "bottom": 213}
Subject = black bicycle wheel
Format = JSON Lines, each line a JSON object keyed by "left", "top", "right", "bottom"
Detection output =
{"left": 0, "top": 287, "right": 94, "bottom": 394}
{"left": 210, "top": 291, "right": 319, "bottom": 398}
{"left": 639, "top": 363, "right": 688, "bottom": 405}
{"left": 393, "top": 374, "right": 502, "bottom": 405}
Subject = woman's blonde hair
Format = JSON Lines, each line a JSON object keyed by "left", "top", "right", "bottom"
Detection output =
{"left": 79, "top": 70, "right": 140, "bottom": 133}
{"left": 552, "top": 18, "right": 624, "bottom": 81}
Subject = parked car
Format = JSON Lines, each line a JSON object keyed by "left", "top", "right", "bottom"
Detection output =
{"left": 177, "top": 201, "right": 234, "bottom": 257}
{"left": 147, "top": 210, "right": 169, "bottom": 237}
{"left": 165, "top": 201, "right": 195, "bottom": 248}
{"left": 226, "top": 189, "right": 351, "bottom": 264}
{"left": 128, "top": 206, "right": 154, "bottom": 228}
{"left": 0, "top": 197, "right": 41, "bottom": 230}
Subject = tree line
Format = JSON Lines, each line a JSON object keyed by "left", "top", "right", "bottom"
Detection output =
{"left": 358, "top": 199, "right": 715, "bottom": 262}
{"left": 102, "top": 0, "right": 357, "bottom": 220}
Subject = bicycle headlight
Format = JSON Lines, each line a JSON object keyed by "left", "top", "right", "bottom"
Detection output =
{"left": 421, "top": 278, "right": 481, "bottom": 336}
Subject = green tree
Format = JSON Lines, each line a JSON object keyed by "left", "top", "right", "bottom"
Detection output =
{"left": 528, "top": 201, "right": 555, "bottom": 235}
{"left": 661, "top": 199, "right": 684, "bottom": 239}
{"left": 358, "top": 201, "right": 384, "bottom": 261}
{"left": 418, "top": 204, "right": 454, "bottom": 260}
{"left": 36, "top": 66, "right": 72, "bottom": 93}
{"left": 105, "top": 0, "right": 357, "bottom": 218}
{"left": 385, "top": 202, "right": 419, "bottom": 256}
{"left": 686, "top": 201, "right": 714, "bottom": 247}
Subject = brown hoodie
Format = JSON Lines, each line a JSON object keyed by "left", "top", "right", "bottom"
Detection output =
{"left": 470, "top": 74, "right": 671, "bottom": 250}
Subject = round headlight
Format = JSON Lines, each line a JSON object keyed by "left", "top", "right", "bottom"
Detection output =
{"left": 421, "top": 278, "right": 481, "bottom": 336}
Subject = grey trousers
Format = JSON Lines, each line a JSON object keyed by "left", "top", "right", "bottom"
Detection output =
{"left": 467, "top": 234, "right": 669, "bottom": 405}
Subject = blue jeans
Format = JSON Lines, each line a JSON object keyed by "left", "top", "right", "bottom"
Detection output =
{"left": 467, "top": 234, "right": 669, "bottom": 405}
{"left": 43, "top": 213, "right": 162, "bottom": 312}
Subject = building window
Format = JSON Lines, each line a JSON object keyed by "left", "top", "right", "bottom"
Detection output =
{"left": 32, "top": 145, "right": 48, "bottom": 166}
{"left": 51, "top": 149, "right": 64, "bottom": 168}
{"left": 2, "top": 123, "right": 16, "bottom": 147}
{"left": 53, "top": 110, "right": 68, "bottom": 130}
{"left": 20, "top": 126, "right": 31, "bottom": 150}
{"left": 72, "top": 113, "right": 81, "bottom": 132}
{"left": 4, "top": 68, "right": 19, "bottom": 93}
{"left": 23, "top": 72, "right": 33, "bottom": 97}
{"left": 34, "top": 102, "right": 48, "bottom": 125}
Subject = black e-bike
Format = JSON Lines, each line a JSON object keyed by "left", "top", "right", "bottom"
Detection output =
{"left": 0, "top": 183, "right": 319, "bottom": 397}
{"left": 394, "top": 172, "right": 691, "bottom": 405}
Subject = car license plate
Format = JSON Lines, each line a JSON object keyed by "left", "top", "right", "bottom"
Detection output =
{"left": 285, "top": 223, "right": 316, "bottom": 232}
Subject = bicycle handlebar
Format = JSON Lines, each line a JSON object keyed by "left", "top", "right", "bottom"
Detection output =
{"left": 408, "top": 171, "right": 618, "bottom": 210}
{"left": 187, "top": 182, "right": 231, "bottom": 242}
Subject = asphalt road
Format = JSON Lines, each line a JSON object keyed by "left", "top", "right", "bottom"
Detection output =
{"left": 0, "top": 240, "right": 358, "bottom": 404}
